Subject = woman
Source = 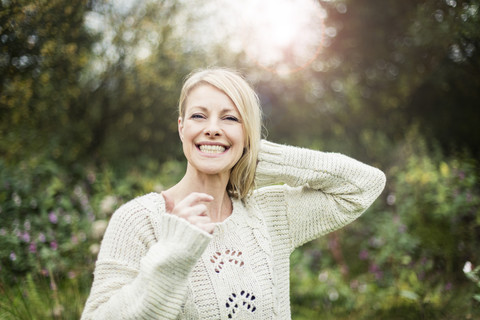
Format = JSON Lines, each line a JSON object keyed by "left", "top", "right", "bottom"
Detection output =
{"left": 81, "top": 68, "right": 386, "bottom": 319}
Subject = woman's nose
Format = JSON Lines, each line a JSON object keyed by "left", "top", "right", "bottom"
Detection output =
{"left": 204, "top": 119, "right": 221, "bottom": 136}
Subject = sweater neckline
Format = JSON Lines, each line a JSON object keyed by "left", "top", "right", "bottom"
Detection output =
{"left": 153, "top": 192, "right": 243, "bottom": 228}
{"left": 215, "top": 197, "right": 240, "bottom": 226}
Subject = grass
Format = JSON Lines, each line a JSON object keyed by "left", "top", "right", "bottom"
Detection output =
{"left": 0, "top": 270, "right": 92, "bottom": 320}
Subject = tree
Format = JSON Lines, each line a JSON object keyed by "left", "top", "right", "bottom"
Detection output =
{"left": 247, "top": 0, "right": 480, "bottom": 158}
{"left": 0, "top": 0, "right": 95, "bottom": 164}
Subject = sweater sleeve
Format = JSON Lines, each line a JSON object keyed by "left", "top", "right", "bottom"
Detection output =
{"left": 81, "top": 195, "right": 212, "bottom": 319}
{"left": 255, "top": 140, "right": 386, "bottom": 250}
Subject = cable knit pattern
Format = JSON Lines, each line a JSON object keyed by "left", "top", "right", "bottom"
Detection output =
{"left": 81, "top": 140, "right": 386, "bottom": 319}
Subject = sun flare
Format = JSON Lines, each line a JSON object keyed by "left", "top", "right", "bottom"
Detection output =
{"left": 221, "top": 0, "right": 326, "bottom": 74}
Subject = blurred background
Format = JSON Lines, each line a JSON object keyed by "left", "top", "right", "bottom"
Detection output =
{"left": 1, "top": 0, "right": 480, "bottom": 318}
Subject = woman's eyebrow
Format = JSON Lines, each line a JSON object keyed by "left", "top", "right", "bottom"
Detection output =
{"left": 188, "top": 106, "right": 239, "bottom": 114}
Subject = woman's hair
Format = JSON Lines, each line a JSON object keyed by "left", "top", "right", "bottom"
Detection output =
{"left": 178, "top": 68, "right": 262, "bottom": 200}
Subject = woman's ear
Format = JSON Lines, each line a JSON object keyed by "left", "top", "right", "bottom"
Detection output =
{"left": 178, "top": 117, "right": 184, "bottom": 141}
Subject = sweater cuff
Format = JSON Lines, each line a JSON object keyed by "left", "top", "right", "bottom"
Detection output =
{"left": 133, "top": 213, "right": 212, "bottom": 316}
{"left": 141, "top": 213, "right": 212, "bottom": 274}
{"left": 158, "top": 212, "right": 212, "bottom": 258}
{"left": 256, "top": 140, "right": 308, "bottom": 187}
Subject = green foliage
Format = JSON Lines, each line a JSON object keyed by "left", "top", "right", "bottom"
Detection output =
{"left": 0, "top": 0, "right": 207, "bottom": 167}
{"left": 464, "top": 262, "right": 480, "bottom": 303}
{"left": 0, "top": 154, "right": 184, "bottom": 279}
{"left": 0, "top": 0, "right": 95, "bottom": 164}
{"left": 0, "top": 158, "right": 94, "bottom": 279}
{"left": 0, "top": 271, "right": 91, "bottom": 320}
{"left": 1, "top": 0, "right": 479, "bottom": 318}
{"left": 0, "top": 154, "right": 185, "bottom": 318}
{"left": 254, "top": 0, "right": 480, "bottom": 157}
{"left": 290, "top": 136, "right": 480, "bottom": 319}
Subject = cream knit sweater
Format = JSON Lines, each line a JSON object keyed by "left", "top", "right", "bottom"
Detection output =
{"left": 81, "top": 140, "right": 386, "bottom": 319}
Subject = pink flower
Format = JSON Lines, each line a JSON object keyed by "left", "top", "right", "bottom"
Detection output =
{"left": 29, "top": 242, "right": 37, "bottom": 254}
{"left": 38, "top": 233, "right": 46, "bottom": 242}
{"left": 359, "top": 249, "right": 369, "bottom": 260}
{"left": 369, "top": 263, "right": 384, "bottom": 280}
{"left": 20, "top": 231, "right": 30, "bottom": 242}
{"left": 50, "top": 241, "right": 58, "bottom": 250}
{"left": 48, "top": 212, "right": 58, "bottom": 224}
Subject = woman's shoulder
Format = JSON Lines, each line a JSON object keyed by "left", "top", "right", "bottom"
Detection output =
{"left": 111, "top": 192, "right": 166, "bottom": 222}
{"left": 103, "top": 193, "right": 166, "bottom": 244}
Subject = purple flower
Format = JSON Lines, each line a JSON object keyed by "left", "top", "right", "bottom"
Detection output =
{"left": 50, "top": 241, "right": 58, "bottom": 250}
{"left": 9, "top": 251, "right": 17, "bottom": 261}
{"left": 369, "top": 263, "right": 380, "bottom": 273}
{"left": 38, "top": 233, "right": 46, "bottom": 243}
{"left": 359, "top": 249, "right": 369, "bottom": 260}
{"left": 48, "top": 212, "right": 58, "bottom": 224}
{"left": 369, "top": 263, "right": 384, "bottom": 280}
{"left": 20, "top": 231, "right": 30, "bottom": 242}
{"left": 29, "top": 242, "right": 37, "bottom": 254}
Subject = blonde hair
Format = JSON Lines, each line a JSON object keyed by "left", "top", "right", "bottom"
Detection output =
{"left": 178, "top": 68, "right": 262, "bottom": 200}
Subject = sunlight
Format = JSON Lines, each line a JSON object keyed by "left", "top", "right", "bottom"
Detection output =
{"left": 222, "top": 0, "right": 326, "bottom": 74}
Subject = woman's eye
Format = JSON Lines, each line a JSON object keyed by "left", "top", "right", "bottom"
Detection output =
{"left": 191, "top": 114, "right": 205, "bottom": 119}
{"left": 225, "top": 116, "right": 239, "bottom": 122}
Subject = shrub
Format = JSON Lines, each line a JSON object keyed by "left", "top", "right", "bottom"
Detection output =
{"left": 290, "top": 137, "right": 480, "bottom": 319}
{"left": 0, "top": 158, "right": 95, "bottom": 281}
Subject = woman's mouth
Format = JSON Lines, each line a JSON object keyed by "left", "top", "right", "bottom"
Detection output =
{"left": 198, "top": 144, "right": 227, "bottom": 154}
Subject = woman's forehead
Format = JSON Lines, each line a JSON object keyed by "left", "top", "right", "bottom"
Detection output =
{"left": 185, "top": 84, "right": 240, "bottom": 113}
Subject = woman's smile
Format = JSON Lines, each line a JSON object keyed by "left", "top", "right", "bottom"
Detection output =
{"left": 197, "top": 144, "right": 228, "bottom": 154}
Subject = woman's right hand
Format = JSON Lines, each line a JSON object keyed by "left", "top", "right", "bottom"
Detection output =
{"left": 162, "top": 192, "right": 216, "bottom": 234}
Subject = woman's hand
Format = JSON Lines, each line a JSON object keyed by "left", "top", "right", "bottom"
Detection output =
{"left": 162, "top": 192, "right": 216, "bottom": 234}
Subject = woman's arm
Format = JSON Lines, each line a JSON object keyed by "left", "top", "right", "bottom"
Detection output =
{"left": 255, "top": 140, "right": 386, "bottom": 250}
{"left": 81, "top": 194, "right": 212, "bottom": 319}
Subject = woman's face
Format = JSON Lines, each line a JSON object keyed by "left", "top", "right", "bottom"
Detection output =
{"left": 179, "top": 84, "right": 245, "bottom": 177}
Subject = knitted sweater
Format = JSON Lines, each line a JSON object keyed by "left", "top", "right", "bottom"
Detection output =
{"left": 81, "top": 140, "right": 386, "bottom": 319}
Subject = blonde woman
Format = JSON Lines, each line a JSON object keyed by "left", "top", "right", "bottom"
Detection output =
{"left": 81, "top": 68, "right": 386, "bottom": 319}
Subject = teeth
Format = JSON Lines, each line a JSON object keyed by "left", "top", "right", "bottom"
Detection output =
{"left": 199, "top": 145, "right": 226, "bottom": 153}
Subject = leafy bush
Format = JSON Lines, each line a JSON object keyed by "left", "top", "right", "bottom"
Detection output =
{"left": 1, "top": 136, "right": 479, "bottom": 319}
{"left": 464, "top": 261, "right": 480, "bottom": 303}
{"left": 0, "top": 156, "right": 185, "bottom": 318}
{"left": 0, "top": 158, "right": 95, "bottom": 280}
{"left": 290, "top": 137, "right": 480, "bottom": 319}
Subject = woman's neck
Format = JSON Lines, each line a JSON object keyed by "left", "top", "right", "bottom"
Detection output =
{"left": 164, "top": 167, "right": 233, "bottom": 222}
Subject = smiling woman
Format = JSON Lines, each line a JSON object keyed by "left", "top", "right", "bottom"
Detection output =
{"left": 80, "top": 68, "right": 385, "bottom": 320}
